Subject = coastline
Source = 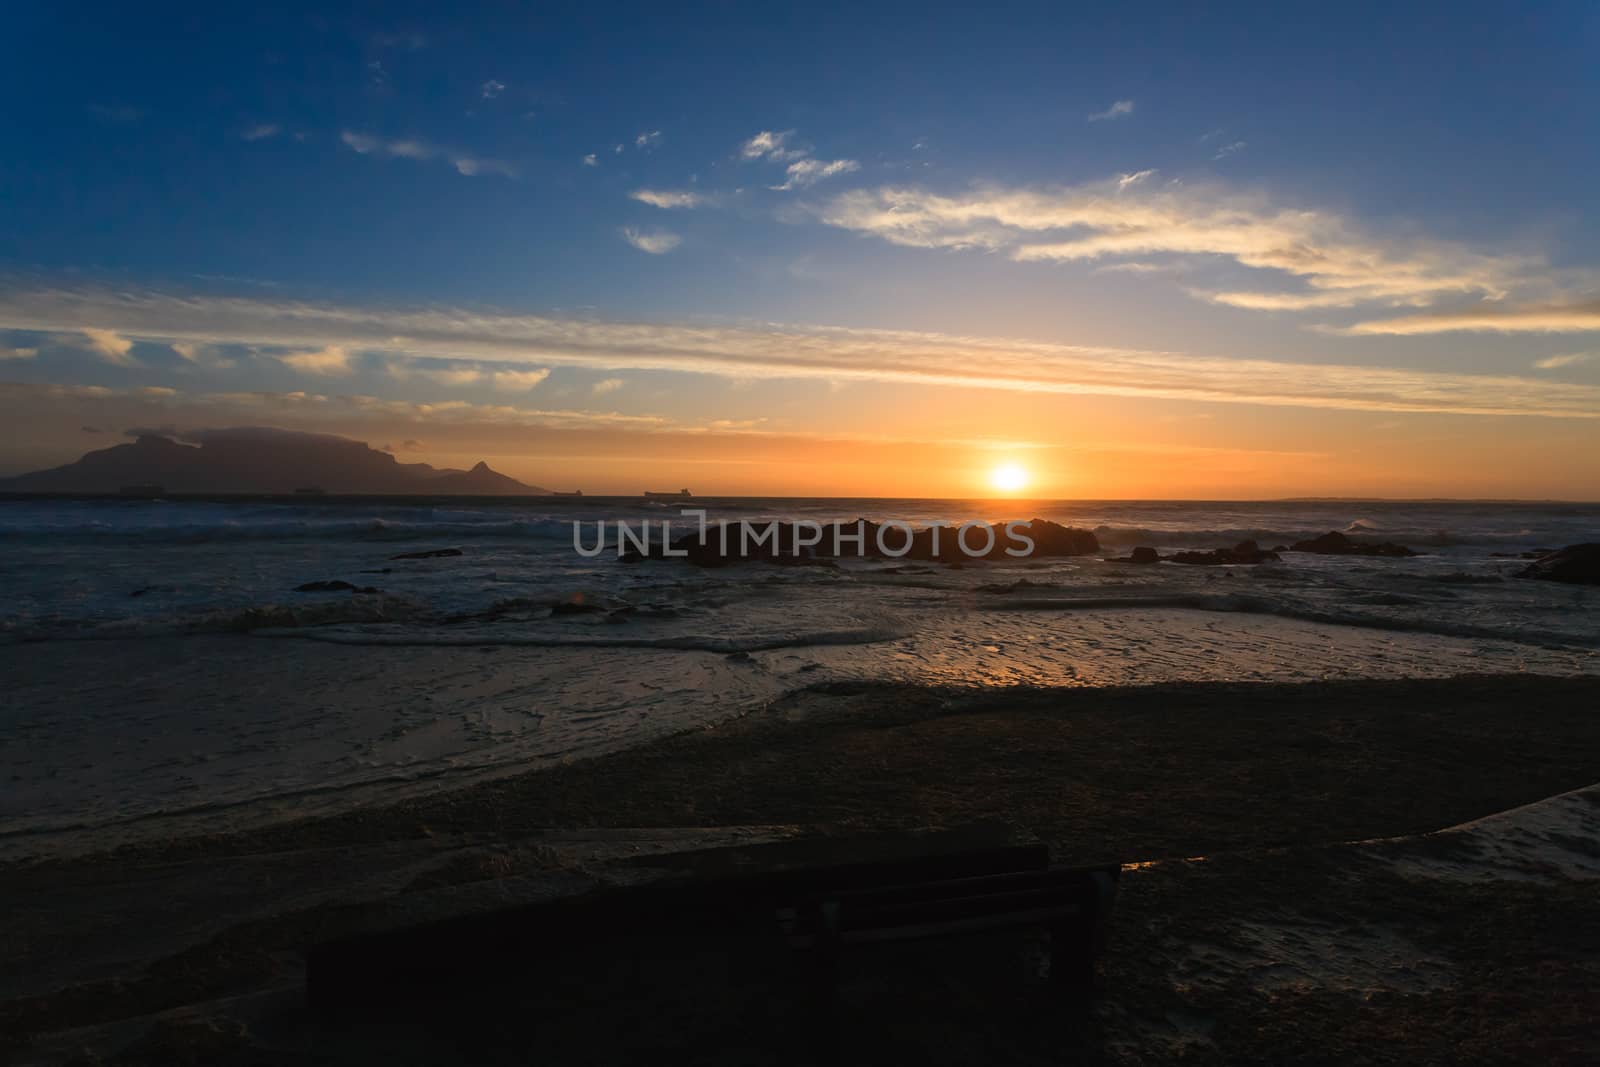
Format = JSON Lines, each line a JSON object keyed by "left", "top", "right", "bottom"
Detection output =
{"left": 5, "top": 673, "right": 1600, "bottom": 1063}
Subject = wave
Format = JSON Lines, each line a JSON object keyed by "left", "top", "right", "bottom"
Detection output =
{"left": 268, "top": 621, "right": 914, "bottom": 653}
{"left": 1089, "top": 524, "right": 1549, "bottom": 549}
{"left": 979, "top": 593, "right": 1590, "bottom": 649}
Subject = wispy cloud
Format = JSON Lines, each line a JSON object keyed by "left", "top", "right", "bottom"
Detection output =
{"left": 493, "top": 368, "right": 551, "bottom": 391}
{"left": 9, "top": 285, "right": 1600, "bottom": 419}
{"left": 1116, "top": 169, "right": 1155, "bottom": 191}
{"left": 629, "top": 189, "right": 706, "bottom": 209}
{"left": 816, "top": 177, "right": 1543, "bottom": 312}
{"left": 1339, "top": 300, "right": 1600, "bottom": 336}
{"left": 621, "top": 227, "right": 681, "bottom": 254}
{"left": 592, "top": 377, "right": 624, "bottom": 395}
{"left": 278, "top": 344, "right": 352, "bottom": 375}
{"left": 1087, "top": 99, "right": 1134, "bottom": 122}
{"left": 772, "top": 158, "right": 859, "bottom": 191}
{"left": 1212, "top": 140, "right": 1247, "bottom": 160}
{"left": 582, "top": 153, "right": 598, "bottom": 167}
{"left": 635, "top": 129, "right": 663, "bottom": 149}
{"left": 0, "top": 345, "right": 36, "bottom": 360}
{"left": 340, "top": 130, "right": 515, "bottom": 178}
{"left": 1534, "top": 352, "right": 1595, "bottom": 370}
{"left": 739, "top": 130, "right": 805, "bottom": 162}
{"left": 81, "top": 328, "right": 138, "bottom": 366}
{"left": 480, "top": 79, "right": 505, "bottom": 99}
{"left": 242, "top": 123, "right": 281, "bottom": 142}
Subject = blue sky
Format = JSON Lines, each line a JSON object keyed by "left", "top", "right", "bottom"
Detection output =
{"left": 2, "top": 2, "right": 1599, "bottom": 496}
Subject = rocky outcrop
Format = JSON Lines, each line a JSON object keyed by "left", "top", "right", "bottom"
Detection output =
{"left": 1289, "top": 531, "right": 1418, "bottom": 558}
{"left": 1516, "top": 544, "right": 1600, "bottom": 585}
{"left": 1170, "top": 540, "right": 1282, "bottom": 566}
{"left": 390, "top": 548, "right": 464, "bottom": 560}
{"left": 1106, "top": 546, "right": 1162, "bottom": 564}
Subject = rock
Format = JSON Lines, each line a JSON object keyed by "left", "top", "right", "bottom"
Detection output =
{"left": 1288, "top": 531, "right": 1417, "bottom": 557}
{"left": 1106, "top": 546, "right": 1162, "bottom": 564}
{"left": 1018, "top": 519, "right": 1100, "bottom": 557}
{"left": 550, "top": 602, "right": 602, "bottom": 615}
{"left": 295, "top": 580, "right": 358, "bottom": 592}
{"left": 390, "top": 548, "right": 463, "bottom": 560}
{"left": 1170, "top": 540, "right": 1282, "bottom": 566}
{"left": 1516, "top": 543, "right": 1600, "bottom": 585}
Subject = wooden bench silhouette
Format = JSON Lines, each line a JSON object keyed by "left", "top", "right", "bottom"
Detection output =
{"left": 306, "top": 828, "right": 1119, "bottom": 1021}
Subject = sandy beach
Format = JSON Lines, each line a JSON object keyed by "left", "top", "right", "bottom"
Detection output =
{"left": 5, "top": 672, "right": 1599, "bottom": 1064}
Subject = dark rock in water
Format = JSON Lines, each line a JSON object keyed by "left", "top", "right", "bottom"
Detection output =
{"left": 1106, "top": 546, "right": 1162, "bottom": 564}
{"left": 359, "top": 568, "right": 393, "bottom": 575}
{"left": 1170, "top": 540, "right": 1282, "bottom": 566}
{"left": 1019, "top": 519, "right": 1100, "bottom": 557}
{"left": 295, "top": 580, "right": 381, "bottom": 593}
{"left": 390, "top": 548, "right": 463, "bottom": 560}
{"left": 550, "top": 599, "right": 606, "bottom": 615}
{"left": 976, "top": 578, "right": 1056, "bottom": 594}
{"left": 1289, "top": 531, "right": 1417, "bottom": 557}
{"left": 1271, "top": 545, "right": 1289, "bottom": 553}
{"left": 1517, "top": 543, "right": 1600, "bottom": 585}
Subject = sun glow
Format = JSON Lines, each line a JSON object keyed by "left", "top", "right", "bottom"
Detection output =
{"left": 989, "top": 462, "right": 1030, "bottom": 494}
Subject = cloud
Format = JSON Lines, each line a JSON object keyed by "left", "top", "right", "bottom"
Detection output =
{"left": 480, "top": 79, "right": 505, "bottom": 99}
{"left": 629, "top": 189, "right": 706, "bottom": 209}
{"left": 1087, "top": 100, "right": 1134, "bottom": 122}
{"left": 277, "top": 345, "right": 352, "bottom": 375}
{"left": 242, "top": 123, "right": 281, "bottom": 142}
{"left": 81, "top": 328, "right": 138, "bottom": 366}
{"left": 739, "top": 130, "right": 805, "bottom": 162}
{"left": 9, "top": 285, "right": 1600, "bottom": 420}
{"left": 816, "top": 177, "right": 1542, "bottom": 311}
{"left": 1534, "top": 352, "right": 1595, "bottom": 370}
{"left": 1116, "top": 169, "right": 1155, "bottom": 192}
{"left": 1340, "top": 300, "right": 1600, "bottom": 336}
{"left": 418, "top": 366, "right": 484, "bottom": 386}
{"left": 772, "top": 158, "right": 859, "bottom": 191}
{"left": 1212, "top": 140, "right": 1247, "bottom": 160}
{"left": 492, "top": 368, "right": 551, "bottom": 391}
{"left": 170, "top": 342, "right": 200, "bottom": 362}
{"left": 582, "top": 153, "right": 598, "bottom": 167}
{"left": 0, "top": 345, "right": 36, "bottom": 360}
{"left": 341, "top": 130, "right": 515, "bottom": 178}
{"left": 635, "top": 130, "right": 663, "bottom": 148}
{"left": 621, "top": 227, "right": 681, "bottom": 254}
{"left": 592, "top": 377, "right": 624, "bottom": 395}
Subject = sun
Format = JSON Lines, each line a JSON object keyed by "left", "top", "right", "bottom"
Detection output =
{"left": 989, "top": 463, "right": 1030, "bottom": 494}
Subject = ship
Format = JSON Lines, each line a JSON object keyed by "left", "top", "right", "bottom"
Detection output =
{"left": 552, "top": 489, "right": 583, "bottom": 496}
{"left": 644, "top": 489, "right": 692, "bottom": 498}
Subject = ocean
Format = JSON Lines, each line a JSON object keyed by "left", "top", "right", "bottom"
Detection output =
{"left": 2, "top": 496, "right": 1597, "bottom": 857}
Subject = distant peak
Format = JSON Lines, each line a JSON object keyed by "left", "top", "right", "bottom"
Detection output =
{"left": 471, "top": 461, "right": 490, "bottom": 472}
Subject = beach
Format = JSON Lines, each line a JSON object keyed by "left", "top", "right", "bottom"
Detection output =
{"left": 5, "top": 674, "right": 1600, "bottom": 1064}
{"left": 3, "top": 497, "right": 1598, "bottom": 1062}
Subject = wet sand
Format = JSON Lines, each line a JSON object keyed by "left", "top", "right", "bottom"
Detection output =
{"left": 4, "top": 674, "right": 1600, "bottom": 1064}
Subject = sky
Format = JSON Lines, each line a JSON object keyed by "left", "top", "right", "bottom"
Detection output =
{"left": 2, "top": 1, "right": 1599, "bottom": 498}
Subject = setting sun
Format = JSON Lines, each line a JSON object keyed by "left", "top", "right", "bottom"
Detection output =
{"left": 989, "top": 463, "right": 1030, "bottom": 494}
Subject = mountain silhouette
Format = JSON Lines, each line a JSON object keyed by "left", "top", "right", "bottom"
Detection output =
{"left": 0, "top": 427, "right": 550, "bottom": 495}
